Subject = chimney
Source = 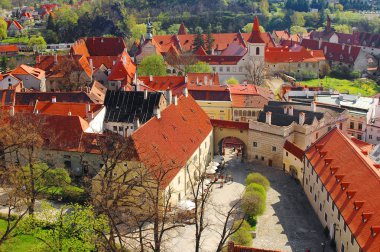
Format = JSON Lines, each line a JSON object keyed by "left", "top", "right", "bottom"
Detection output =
{"left": 166, "top": 89, "right": 172, "bottom": 106}
{"left": 182, "top": 87, "right": 188, "bottom": 97}
{"left": 89, "top": 111, "right": 94, "bottom": 119}
{"left": 318, "top": 38, "right": 322, "bottom": 49}
{"left": 265, "top": 111, "right": 272, "bottom": 125}
{"left": 288, "top": 106, "right": 293, "bottom": 116}
{"left": 324, "top": 46, "right": 327, "bottom": 54}
{"left": 113, "top": 60, "right": 116, "bottom": 65}
{"left": 284, "top": 106, "right": 288, "bottom": 114}
{"left": 68, "top": 111, "right": 72, "bottom": 116}
{"left": 9, "top": 105, "right": 14, "bottom": 116}
{"left": 196, "top": 77, "right": 199, "bottom": 85}
{"left": 86, "top": 102, "right": 91, "bottom": 113}
{"left": 173, "top": 95, "right": 178, "bottom": 106}
{"left": 149, "top": 75, "right": 153, "bottom": 82}
{"left": 348, "top": 45, "right": 352, "bottom": 54}
{"left": 185, "top": 74, "right": 188, "bottom": 83}
{"left": 54, "top": 53, "right": 58, "bottom": 65}
{"left": 51, "top": 96, "right": 56, "bottom": 103}
{"left": 133, "top": 117, "right": 140, "bottom": 130}
{"left": 311, "top": 101, "right": 317, "bottom": 112}
{"left": 144, "top": 89, "right": 148, "bottom": 100}
{"left": 154, "top": 107, "right": 161, "bottom": 119}
{"left": 204, "top": 76, "right": 208, "bottom": 85}
{"left": 299, "top": 112, "right": 305, "bottom": 125}
{"left": 89, "top": 58, "right": 93, "bottom": 70}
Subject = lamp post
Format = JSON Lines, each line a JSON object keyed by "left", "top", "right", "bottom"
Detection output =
{"left": 321, "top": 242, "right": 326, "bottom": 252}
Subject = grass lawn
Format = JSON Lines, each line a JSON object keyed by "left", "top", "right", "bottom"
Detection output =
{"left": 301, "top": 77, "right": 380, "bottom": 96}
{"left": 0, "top": 219, "right": 45, "bottom": 252}
{"left": 1, "top": 37, "right": 29, "bottom": 44}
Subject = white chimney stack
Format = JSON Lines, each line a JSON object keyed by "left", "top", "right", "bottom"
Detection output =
{"left": 89, "top": 58, "right": 93, "bottom": 70}
{"left": 134, "top": 117, "right": 140, "bottom": 129}
{"left": 54, "top": 53, "right": 58, "bottom": 65}
{"left": 284, "top": 106, "right": 288, "bottom": 114}
{"left": 144, "top": 89, "right": 148, "bottom": 100}
{"left": 311, "top": 101, "right": 317, "bottom": 112}
{"left": 154, "top": 107, "right": 161, "bottom": 119}
{"left": 318, "top": 38, "right": 322, "bottom": 49}
{"left": 113, "top": 60, "right": 116, "bottom": 65}
{"left": 288, "top": 106, "right": 293, "bottom": 116}
{"left": 299, "top": 112, "right": 305, "bottom": 125}
{"left": 166, "top": 89, "right": 172, "bottom": 106}
{"left": 185, "top": 74, "right": 188, "bottom": 83}
{"left": 204, "top": 76, "right": 208, "bottom": 85}
{"left": 86, "top": 102, "right": 91, "bottom": 113}
{"left": 265, "top": 111, "right": 272, "bottom": 125}
{"left": 173, "top": 95, "right": 178, "bottom": 106}
{"left": 51, "top": 96, "right": 56, "bottom": 103}
{"left": 149, "top": 75, "right": 153, "bottom": 82}
{"left": 9, "top": 106, "right": 14, "bottom": 116}
{"left": 182, "top": 87, "right": 188, "bottom": 97}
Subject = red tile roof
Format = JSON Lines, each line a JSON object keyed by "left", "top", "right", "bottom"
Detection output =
{"left": 247, "top": 16, "right": 265, "bottom": 44}
{"left": 229, "top": 85, "right": 272, "bottom": 108}
{"left": 71, "top": 37, "right": 127, "bottom": 57}
{"left": 6, "top": 20, "right": 23, "bottom": 30}
{"left": 178, "top": 22, "right": 187, "bottom": 35}
{"left": 139, "top": 76, "right": 186, "bottom": 96}
{"left": 107, "top": 51, "right": 136, "bottom": 87}
{"left": 11, "top": 64, "right": 45, "bottom": 80}
{"left": 350, "top": 136, "right": 373, "bottom": 153}
{"left": 210, "top": 119, "right": 249, "bottom": 130}
{"left": 187, "top": 73, "right": 220, "bottom": 86}
{"left": 0, "top": 45, "right": 18, "bottom": 53}
{"left": 265, "top": 47, "right": 325, "bottom": 63}
{"left": 305, "top": 128, "right": 380, "bottom": 251}
{"left": 284, "top": 140, "right": 304, "bottom": 160}
{"left": 35, "top": 55, "right": 92, "bottom": 79}
{"left": 88, "top": 56, "right": 118, "bottom": 69}
{"left": 35, "top": 101, "right": 103, "bottom": 119}
{"left": 131, "top": 95, "right": 212, "bottom": 188}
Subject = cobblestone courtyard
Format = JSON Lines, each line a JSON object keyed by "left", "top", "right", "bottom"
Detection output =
{"left": 168, "top": 149, "right": 331, "bottom": 251}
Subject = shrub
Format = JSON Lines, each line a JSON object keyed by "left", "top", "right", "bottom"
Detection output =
{"left": 245, "top": 173, "right": 270, "bottom": 190}
{"left": 246, "top": 215, "right": 257, "bottom": 229}
{"left": 241, "top": 190, "right": 266, "bottom": 216}
{"left": 246, "top": 183, "right": 266, "bottom": 199}
{"left": 62, "top": 185, "right": 87, "bottom": 203}
{"left": 230, "top": 220, "right": 253, "bottom": 246}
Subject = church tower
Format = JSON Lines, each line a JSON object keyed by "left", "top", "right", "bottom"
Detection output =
{"left": 246, "top": 16, "right": 265, "bottom": 63}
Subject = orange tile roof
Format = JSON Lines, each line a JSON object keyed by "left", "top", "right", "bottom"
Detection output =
{"left": 265, "top": 47, "right": 325, "bottom": 63}
{"left": 178, "top": 22, "right": 187, "bottom": 35}
{"left": 139, "top": 76, "right": 186, "bottom": 96}
{"left": 231, "top": 94, "right": 268, "bottom": 108}
{"left": 306, "top": 128, "right": 380, "bottom": 251}
{"left": 107, "top": 51, "right": 136, "bottom": 87}
{"left": 35, "top": 101, "right": 102, "bottom": 119}
{"left": 131, "top": 95, "right": 212, "bottom": 188}
{"left": 88, "top": 56, "right": 118, "bottom": 69}
{"left": 273, "top": 30, "right": 290, "bottom": 40}
{"left": 0, "top": 44, "right": 18, "bottom": 53}
{"left": 6, "top": 20, "right": 23, "bottom": 30}
{"left": 11, "top": 64, "right": 45, "bottom": 80}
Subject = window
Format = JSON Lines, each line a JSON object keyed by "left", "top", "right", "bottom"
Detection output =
{"left": 212, "top": 67, "right": 216, "bottom": 72}
{"left": 357, "top": 135, "right": 362, "bottom": 140}
{"left": 204, "top": 142, "right": 207, "bottom": 148}
{"left": 344, "top": 222, "right": 347, "bottom": 232}
{"left": 332, "top": 203, "right": 335, "bottom": 211}
{"left": 219, "top": 67, "right": 223, "bottom": 72}
{"left": 325, "top": 213, "right": 327, "bottom": 222}
{"left": 310, "top": 186, "right": 312, "bottom": 193}
{"left": 256, "top": 47, "right": 260, "bottom": 55}
{"left": 314, "top": 194, "right": 317, "bottom": 202}
{"left": 350, "top": 122, "right": 354, "bottom": 129}
{"left": 243, "top": 110, "right": 247, "bottom": 116}
{"left": 239, "top": 110, "right": 242, "bottom": 116}
{"left": 321, "top": 185, "right": 324, "bottom": 192}
{"left": 377, "top": 136, "right": 380, "bottom": 141}
{"left": 253, "top": 142, "right": 257, "bottom": 147}
{"left": 113, "top": 126, "right": 117, "bottom": 132}
{"left": 99, "top": 163, "right": 104, "bottom": 168}
{"left": 272, "top": 146, "right": 277, "bottom": 152}
{"left": 247, "top": 111, "right": 251, "bottom": 117}
{"left": 226, "top": 67, "right": 230, "bottom": 72}
{"left": 306, "top": 178, "right": 308, "bottom": 185}
{"left": 338, "top": 212, "right": 341, "bottom": 221}
{"left": 234, "top": 110, "right": 238, "bottom": 116}
{"left": 178, "top": 193, "right": 181, "bottom": 201}
{"left": 369, "top": 135, "right": 373, "bottom": 139}
{"left": 119, "top": 126, "right": 123, "bottom": 132}
{"left": 358, "top": 123, "right": 363, "bottom": 130}
{"left": 341, "top": 244, "right": 345, "bottom": 252}
{"left": 239, "top": 67, "right": 243, "bottom": 72}
{"left": 316, "top": 132, "right": 319, "bottom": 140}
{"left": 255, "top": 155, "right": 258, "bottom": 159}
{"left": 319, "top": 203, "right": 322, "bottom": 211}
{"left": 261, "top": 156, "right": 264, "bottom": 161}
{"left": 327, "top": 194, "right": 330, "bottom": 202}
{"left": 286, "top": 152, "right": 288, "bottom": 157}
{"left": 351, "top": 234, "right": 354, "bottom": 244}
{"left": 64, "top": 160, "right": 71, "bottom": 169}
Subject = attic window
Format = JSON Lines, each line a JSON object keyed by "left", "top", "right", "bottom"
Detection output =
{"left": 362, "top": 212, "right": 373, "bottom": 223}
{"left": 354, "top": 201, "right": 365, "bottom": 211}
{"left": 185, "top": 40, "right": 189, "bottom": 43}
{"left": 371, "top": 226, "right": 380, "bottom": 237}
{"left": 346, "top": 190, "right": 356, "bottom": 199}
{"left": 340, "top": 182, "right": 350, "bottom": 191}
{"left": 160, "top": 41, "right": 163, "bottom": 44}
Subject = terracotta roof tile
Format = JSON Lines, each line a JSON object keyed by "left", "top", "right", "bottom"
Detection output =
{"left": 284, "top": 140, "right": 304, "bottom": 160}
{"left": 35, "top": 101, "right": 102, "bottom": 119}
{"left": 306, "top": 128, "right": 380, "bottom": 251}
{"left": 0, "top": 44, "right": 18, "bottom": 53}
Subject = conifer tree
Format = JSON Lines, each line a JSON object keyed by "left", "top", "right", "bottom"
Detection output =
{"left": 205, "top": 24, "right": 215, "bottom": 54}
{"left": 192, "top": 27, "right": 205, "bottom": 52}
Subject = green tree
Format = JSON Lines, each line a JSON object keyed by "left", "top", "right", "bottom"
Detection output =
{"left": 291, "top": 12, "right": 306, "bottom": 27}
{"left": 131, "top": 23, "right": 147, "bottom": 40}
{"left": 192, "top": 27, "right": 204, "bottom": 52}
{"left": 139, "top": 54, "right": 167, "bottom": 76}
{"left": 241, "top": 190, "right": 266, "bottom": 216}
{"left": 226, "top": 77, "right": 239, "bottom": 85}
{"left": 205, "top": 24, "right": 215, "bottom": 54}
{"left": 246, "top": 183, "right": 266, "bottom": 199}
{"left": 334, "top": 24, "right": 352, "bottom": 33}
{"left": 0, "top": 0, "right": 11, "bottom": 9}
{"left": 245, "top": 173, "right": 270, "bottom": 190}
{"left": 167, "top": 23, "right": 181, "bottom": 34}
{"left": 0, "top": 56, "right": 6, "bottom": 72}
{"left": 290, "top": 25, "right": 307, "bottom": 34}
{"left": 185, "top": 61, "right": 212, "bottom": 73}
{"left": 0, "top": 19, "right": 7, "bottom": 40}
{"left": 28, "top": 36, "right": 47, "bottom": 52}
{"left": 230, "top": 220, "right": 253, "bottom": 246}
{"left": 242, "top": 23, "right": 265, "bottom": 33}
{"left": 22, "top": 203, "right": 109, "bottom": 251}
{"left": 46, "top": 13, "right": 56, "bottom": 31}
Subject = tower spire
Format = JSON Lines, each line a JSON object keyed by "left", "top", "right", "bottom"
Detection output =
{"left": 178, "top": 22, "right": 187, "bottom": 35}
{"left": 146, "top": 17, "right": 153, "bottom": 40}
{"left": 253, "top": 16, "right": 261, "bottom": 33}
